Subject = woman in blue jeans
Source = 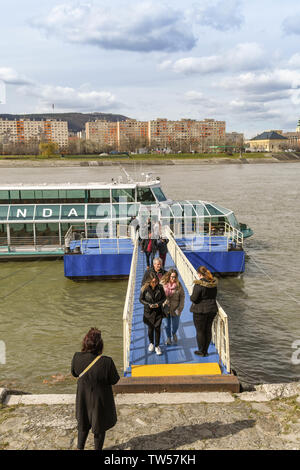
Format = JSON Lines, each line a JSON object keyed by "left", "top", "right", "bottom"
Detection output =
{"left": 160, "top": 269, "right": 185, "bottom": 344}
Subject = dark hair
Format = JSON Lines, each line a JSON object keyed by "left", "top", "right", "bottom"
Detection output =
{"left": 81, "top": 328, "right": 104, "bottom": 355}
{"left": 141, "top": 272, "right": 158, "bottom": 292}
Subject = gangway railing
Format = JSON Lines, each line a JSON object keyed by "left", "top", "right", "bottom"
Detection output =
{"left": 123, "top": 231, "right": 139, "bottom": 372}
{"left": 165, "top": 227, "right": 231, "bottom": 373}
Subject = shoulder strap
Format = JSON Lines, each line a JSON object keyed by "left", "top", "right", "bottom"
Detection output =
{"left": 79, "top": 355, "right": 102, "bottom": 378}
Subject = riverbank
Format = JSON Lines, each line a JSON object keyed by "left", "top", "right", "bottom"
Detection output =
{"left": 0, "top": 152, "right": 300, "bottom": 167}
{"left": 1, "top": 383, "right": 299, "bottom": 450}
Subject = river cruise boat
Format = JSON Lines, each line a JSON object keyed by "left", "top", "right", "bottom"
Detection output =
{"left": 0, "top": 174, "right": 253, "bottom": 269}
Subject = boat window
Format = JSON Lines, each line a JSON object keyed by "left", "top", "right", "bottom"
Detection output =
{"left": 0, "top": 206, "right": 9, "bottom": 221}
{"left": 226, "top": 213, "right": 239, "bottom": 229}
{"left": 0, "top": 224, "right": 7, "bottom": 243}
{"left": 35, "top": 205, "right": 60, "bottom": 220}
{"left": 87, "top": 204, "right": 112, "bottom": 219}
{"left": 8, "top": 206, "right": 35, "bottom": 221}
{"left": 0, "top": 191, "right": 9, "bottom": 204}
{"left": 36, "top": 223, "right": 59, "bottom": 243}
{"left": 152, "top": 187, "right": 167, "bottom": 202}
{"left": 20, "top": 190, "right": 35, "bottom": 203}
{"left": 112, "top": 189, "right": 135, "bottom": 203}
{"left": 205, "top": 204, "right": 224, "bottom": 216}
{"left": 89, "top": 189, "right": 111, "bottom": 203}
{"left": 61, "top": 205, "right": 85, "bottom": 220}
{"left": 61, "top": 223, "right": 73, "bottom": 238}
{"left": 9, "top": 223, "right": 34, "bottom": 240}
{"left": 137, "top": 187, "right": 156, "bottom": 204}
{"left": 65, "top": 190, "right": 86, "bottom": 203}
{"left": 10, "top": 190, "right": 20, "bottom": 204}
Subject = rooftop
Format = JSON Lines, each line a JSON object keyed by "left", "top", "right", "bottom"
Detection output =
{"left": 251, "top": 131, "right": 288, "bottom": 141}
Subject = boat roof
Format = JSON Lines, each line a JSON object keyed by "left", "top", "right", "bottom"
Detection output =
{"left": 0, "top": 180, "right": 161, "bottom": 190}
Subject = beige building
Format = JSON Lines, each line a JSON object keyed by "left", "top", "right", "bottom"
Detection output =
{"left": 86, "top": 118, "right": 225, "bottom": 151}
{"left": 246, "top": 130, "right": 288, "bottom": 152}
{"left": 225, "top": 132, "right": 244, "bottom": 147}
{"left": 0, "top": 118, "right": 69, "bottom": 148}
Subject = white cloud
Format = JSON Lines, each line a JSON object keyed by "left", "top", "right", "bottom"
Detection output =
{"left": 30, "top": 1, "right": 197, "bottom": 53}
{"left": 288, "top": 53, "right": 300, "bottom": 68}
{"left": 282, "top": 14, "right": 300, "bottom": 35}
{"left": 193, "top": 0, "right": 244, "bottom": 31}
{"left": 0, "top": 67, "right": 32, "bottom": 85}
{"left": 159, "top": 43, "right": 265, "bottom": 75}
{"left": 17, "top": 83, "right": 120, "bottom": 112}
{"left": 219, "top": 69, "right": 300, "bottom": 95}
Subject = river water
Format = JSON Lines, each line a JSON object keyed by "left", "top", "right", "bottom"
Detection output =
{"left": 0, "top": 162, "right": 300, "bottom": 393}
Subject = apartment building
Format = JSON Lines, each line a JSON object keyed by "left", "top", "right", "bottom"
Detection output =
{"left": 225, "top": 132, "right": 244, "bottom": 147}
{"left": 0, "top": 118, "right": 69, "bottom": 148}
{"left": 86, "top": 118, "right": 225, "bottom": 151}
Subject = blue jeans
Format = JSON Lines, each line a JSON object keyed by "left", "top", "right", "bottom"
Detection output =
{"left": 164, "top": 314, "right": 180, "bottom": 338}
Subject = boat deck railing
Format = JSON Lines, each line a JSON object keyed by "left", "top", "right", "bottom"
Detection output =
{"left": 170, "top": 221, "right": 243, "bottom": 249}
{"left": 165, "top": 227, "right": 231, "bottom": 373}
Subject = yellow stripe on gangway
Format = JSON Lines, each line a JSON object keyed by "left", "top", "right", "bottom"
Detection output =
{"left": 131, "top": 363, "right": 221, "bottom": 377}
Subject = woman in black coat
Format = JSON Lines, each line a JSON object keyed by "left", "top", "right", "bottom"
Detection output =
{"left": 190, "top": 266, "right": 218, "bottom": 357}
{"left": 71, "top": 328, "right": 120, "bottom": 450}
{"left": 139, "top": 272, "right": 166, "bottom": 356}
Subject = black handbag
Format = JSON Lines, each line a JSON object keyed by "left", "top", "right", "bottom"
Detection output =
{"left": 162, "top": 301, "right": 170, "bottom": 317}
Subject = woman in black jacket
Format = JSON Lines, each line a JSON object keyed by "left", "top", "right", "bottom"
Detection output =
{"left": 71, "top": 328, "right": 120, "bottom": 450}
{"left": 139, "top": 272, "right": 166, "bottom": 356}
{"left": 190, "top": 266, "right": 218, "bottom": 357}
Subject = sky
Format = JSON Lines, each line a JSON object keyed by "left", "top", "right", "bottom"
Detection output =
{"left": 1, "top": 0, "right": 300, "bottom": 138}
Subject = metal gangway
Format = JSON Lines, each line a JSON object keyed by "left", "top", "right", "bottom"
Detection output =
{"left": 122, "top": 228, "right": 232, "bottom": 382}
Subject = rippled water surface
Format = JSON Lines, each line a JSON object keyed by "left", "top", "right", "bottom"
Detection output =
{"left": 0, "top": 162, "right": 300, "bottom": 392}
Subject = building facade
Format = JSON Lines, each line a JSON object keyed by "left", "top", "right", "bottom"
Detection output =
{"left": 85, "top": 118, "right": 226, "bottom": 152}
{"left": 246, "top": 130, "right": 288, "bottom": 152}
{"left": 0, "top": 118, "right": 69, "bottom": 148}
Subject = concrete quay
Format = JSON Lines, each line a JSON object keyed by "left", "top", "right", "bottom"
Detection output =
{"left": 0, "top": 382, "right": 299, "bottom": 450}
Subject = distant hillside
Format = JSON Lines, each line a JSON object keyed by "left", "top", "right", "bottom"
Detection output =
{"left": 0, "top": 112, "right": 130, "bottom": 133}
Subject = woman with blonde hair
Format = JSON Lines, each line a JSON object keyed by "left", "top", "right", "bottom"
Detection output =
{"left": 190, "top": 266, "right": 218, "bottom": 357}
{"left": 160, "top": 269, "right": 185, "bottom": 345}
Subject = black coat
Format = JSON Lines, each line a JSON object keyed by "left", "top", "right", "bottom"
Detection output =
{"left": 190, "top": 278, "right": 218, "bottom": 314}
{"left": 71, "top": 352, "right": 120, "bottom": 434}
{"left": 157, "top": 238, "right": 169, "bottom": 256}
{"left": 141, "top": 237, "right": 158, "bottom": 255}
{"left": 139, "top": 284, "right": 166, "bottom": 327}
{"left": 141, "top": 266, "right": 167, "bottom": 286}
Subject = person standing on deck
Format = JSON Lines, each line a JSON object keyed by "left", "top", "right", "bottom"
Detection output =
{"left": 141, "top": 232, "right": 158, "bottom": 268}
{"left": 71, "top": 328, "right": 120, "bottom": 450}
{"left": 140, "top": 272, "right": 166, "bottom": 356}
{"left": 190, "top": 266, "right": 218, "bottom": 357}
{"left": 157, "top": 237, "right": 169, "bottom": 268}
{"left": 160, "top": 269, "right": 185, "bottom": 345}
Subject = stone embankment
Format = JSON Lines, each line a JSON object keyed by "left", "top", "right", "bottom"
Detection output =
{"left": 0, "top": 383, "right": 299, "bottom": 450}
{"left": 0, "top": 153, "right": 300, "bottom": 168}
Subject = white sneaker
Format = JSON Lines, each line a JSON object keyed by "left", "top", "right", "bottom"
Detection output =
{"left": 155, "top": 346, "right": 162, "bottom": 355}
{"left": 148, "top": 343, "right": 154, "bottom": 352}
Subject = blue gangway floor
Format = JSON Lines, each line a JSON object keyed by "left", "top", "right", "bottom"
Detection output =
{"left": 70, "top": 238, "right": 134, "bottom": 255}
{"left": 126, "top": 249, "right": 227, "bottom": 376}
